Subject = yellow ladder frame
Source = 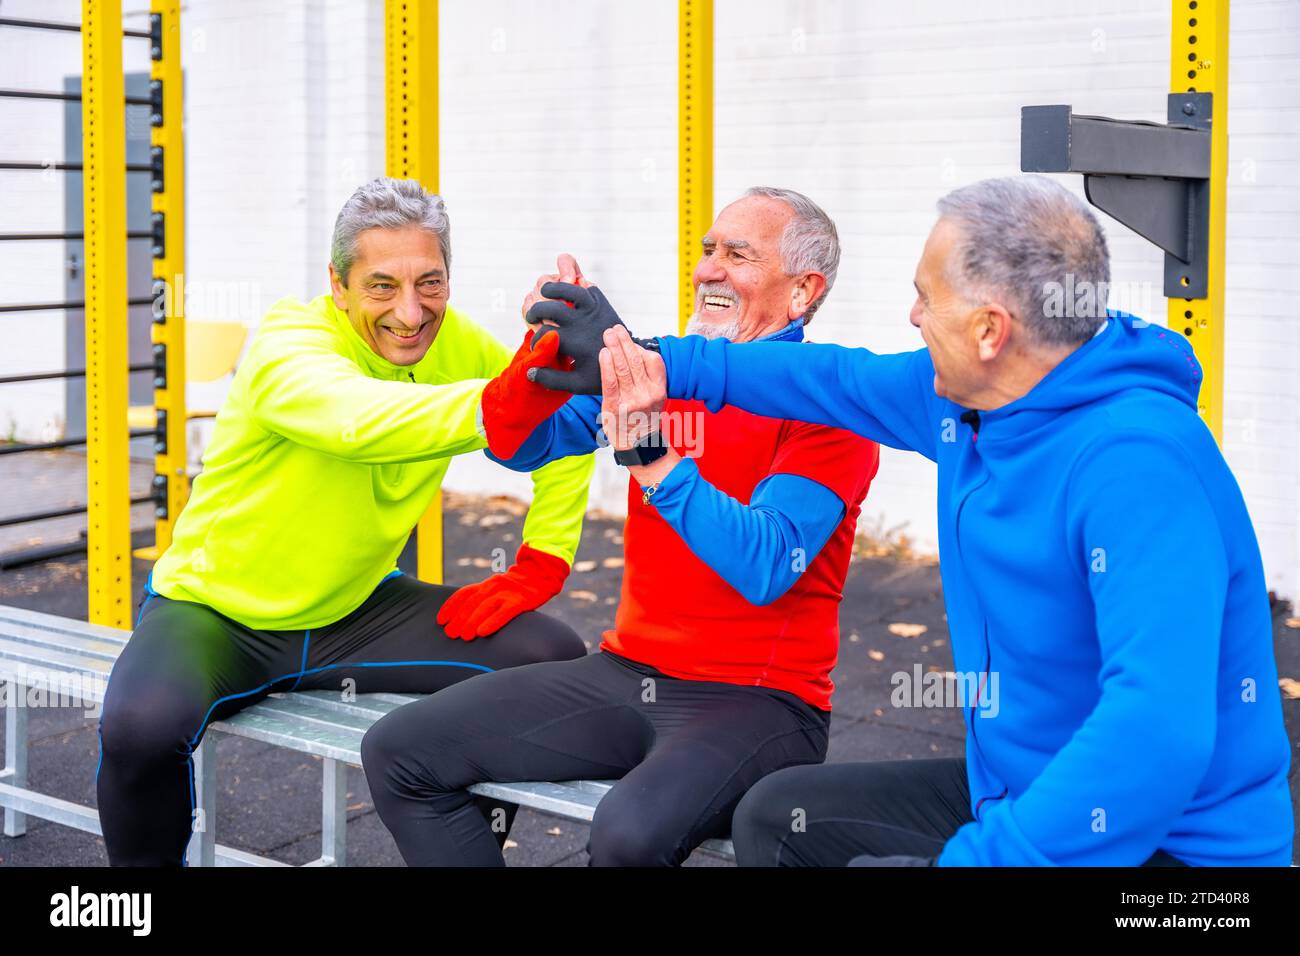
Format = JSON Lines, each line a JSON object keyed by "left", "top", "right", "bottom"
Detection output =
{"left": 1169, "top": 0, "right": 1228, "bottom": 443}
{"left": 678, "top": 0, "right": 713, "bottom": 335}
{"left": 384, "top": 0, "right": 443, "bottom": 583}
{"left": 136, "top": 0, "right": 188, "bottom": 561}
{"left": 81, "top": 0, "right": 132, "bottom": 626}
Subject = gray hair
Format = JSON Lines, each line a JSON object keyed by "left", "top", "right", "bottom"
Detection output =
{"left": 330, "top": 177, "right": 451, "bottom": 286}
{"left": 742, "top": 186, "right": 840, "bottom": 320}
{"left": 935, "top": 175, "right": 1111, "bottom": 348}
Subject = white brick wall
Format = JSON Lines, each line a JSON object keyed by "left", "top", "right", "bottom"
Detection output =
{"left": 2, "top": 0, "right": 1297, "bottom": 598}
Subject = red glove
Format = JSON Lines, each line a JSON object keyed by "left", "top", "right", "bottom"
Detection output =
{"left": 480, "top": 329, "right": 574, "bottom": 459}
{"left": 436, "top": 544, "right": 571, "bottom": 640}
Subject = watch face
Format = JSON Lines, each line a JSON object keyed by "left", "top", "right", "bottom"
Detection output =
{"left": 615, "top": 432, "right": 669, "bottom": 467}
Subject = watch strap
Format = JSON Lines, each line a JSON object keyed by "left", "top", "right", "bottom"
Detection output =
{"left": 613, "top": 430, "right": 670, "bottom": 467}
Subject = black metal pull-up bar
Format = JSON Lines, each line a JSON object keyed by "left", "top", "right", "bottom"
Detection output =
{"left": 0, "top": 16, "right": 151, "bottom": 39}
{"left": 0, "top": 297, "right": 156, "bottom": 314}
{"left": 1021, "top": 94, "right": 1213, "bottom": 299}
{"left": 0, "top": 88, "right": 151, "bottom": 107}
{"left": 0, "top": 161, "right": 152, "bottom": 173}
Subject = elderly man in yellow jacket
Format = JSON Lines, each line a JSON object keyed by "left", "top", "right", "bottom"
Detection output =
{"left": 96, "top": 177, "right": 593, "bottom": 866}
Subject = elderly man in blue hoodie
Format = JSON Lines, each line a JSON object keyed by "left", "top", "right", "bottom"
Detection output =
{"left": 527, "top": 174, "right": 1294, "bottom": 867}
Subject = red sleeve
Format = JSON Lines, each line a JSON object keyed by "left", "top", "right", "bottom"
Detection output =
{"left": 769, "top": 421, "right": 880, "bottom": 510}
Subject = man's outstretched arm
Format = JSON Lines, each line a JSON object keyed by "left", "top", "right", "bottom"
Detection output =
{"left": 655, "top": 332, "right": 942, "bottom": 461}
{"left": 525, "top": 283, "right": 945, "bottom": 461}
{"left": 485, "top": 394, "right": 605, "bottom": 473}
{"left": 244, "top": 301, "right": 492, "bottom": 464}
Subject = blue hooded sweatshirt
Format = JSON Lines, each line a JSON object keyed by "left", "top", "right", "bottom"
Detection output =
{"left": 657, "top": 311, "right": 1293, "bottom": 866}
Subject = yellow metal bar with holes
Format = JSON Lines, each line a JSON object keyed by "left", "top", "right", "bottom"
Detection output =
{"left": 678, "top": 0, "right": 713, "bottom": 334}
{"left": 385, "top": 0, "right": 443, "bottom": 583}
{"left": 135, "top": 0, "right": 188, "bottom": 562}
{"left": 81, "top": 0, "right": 133, "bottom": 626}
{"left": 1169, "top": 0, "right": 1227, "bottom": 443}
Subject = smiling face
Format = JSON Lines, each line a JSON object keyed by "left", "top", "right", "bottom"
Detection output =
{"left": 910, "top": 218, "right": 982, "bottom": 401}
{"left": 909, "top": 216, "right": 1031, "bottom": 409}
{"left": 689, "top": 195, "right": 814, "bottom": 343}
{"left": 328, "top": 225, "right": 449, "bottom": 366}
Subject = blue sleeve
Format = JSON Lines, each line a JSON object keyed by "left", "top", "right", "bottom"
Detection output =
{"left": 643, "top": 459, "right": 845, "bottom": 606}
{"left": 485, "top": 394, "right": 604, "bottom": 472}
{"left": 938, "top": 432, "right": 1225, "bottom": 866}
{"left": 658, "top": 335, "right": 944, "bottom": 461}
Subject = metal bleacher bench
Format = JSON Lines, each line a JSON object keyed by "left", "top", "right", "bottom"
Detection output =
{"left": 0, "top": 604, "right": 735, "bottom": 865}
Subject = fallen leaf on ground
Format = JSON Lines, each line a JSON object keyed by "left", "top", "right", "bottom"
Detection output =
{"left": 1280, "top": 678, "right": 1300, "bottom": 700}
{"left": 1285, "top": 618, "right": 1300, "bottom": 629}
{"left": 867, "top": 649, "right": 885, "bottom": 662}
{"left": 470, "top": 557, "right": 492, "bottom": 568}
{"left": 503, "top": 839, "right": 518, "bottom": 850}
{"left": 601, "top": 557, "right": 625, "bottom": 568}
{"left": 546, "top": 827, "right": 563, "bottom": 836}
{"left": 568, "top": 590, "right": 598, "bottom": 602}
{"left": 573, "top": 560, "right": 597, "bottom": 572}
{"left": 888, "top": 622, "right": 928, "bottom": 639}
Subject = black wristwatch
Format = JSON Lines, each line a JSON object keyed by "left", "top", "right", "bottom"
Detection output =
{"left": 632, "top": 336, "right": 662, "bottom": 353}
{"left": 613, "top": 430, "right": 670, "bottom": 467}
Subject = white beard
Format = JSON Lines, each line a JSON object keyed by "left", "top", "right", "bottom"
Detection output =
{"left": 684, "top": 312, "right": 743, "bottom": 342}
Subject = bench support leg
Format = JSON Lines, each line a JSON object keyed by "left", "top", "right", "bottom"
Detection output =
{"left": 185, "top": 734, "right": 217, "bottom": 867}
{"left": 2, "top": 682, "right": 28, "bottom": 837}
{"left": 315, "top": 757, "right": 347, "bottom": 866}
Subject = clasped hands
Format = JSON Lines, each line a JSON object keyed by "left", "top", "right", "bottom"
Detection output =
{"left": 524, "top": 257, "right": 677, "bottom": 483}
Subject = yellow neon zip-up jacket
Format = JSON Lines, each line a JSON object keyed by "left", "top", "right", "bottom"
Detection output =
{"left": 150, "top": 293, "right": 595, "bottom": 630}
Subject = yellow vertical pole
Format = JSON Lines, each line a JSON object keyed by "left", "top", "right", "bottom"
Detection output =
{"left": 81, "top": 0, "right": 132, "bottom": 626}
{"left": 385, "top": 0, "right": 443, "bottom": 583}
{"left": 1169, "top": 0, "right": 1227, "bottom": 443}
{"left": 135, "top": 0, "right": 187, "bottom": 561}
{"left": 678, "top": 0, "right": 713, "bottom": 334}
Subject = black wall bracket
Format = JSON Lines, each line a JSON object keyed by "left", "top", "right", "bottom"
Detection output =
{"left": 1020, "top": 94, "right": 1212, "bottom": 299}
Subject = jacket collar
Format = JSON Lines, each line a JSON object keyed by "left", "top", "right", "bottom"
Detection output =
{"left": 750, "top": 317, "right": 805, "bottom": 344}
{"left": 325, "top": 295, "right": 416, "bottom": 380}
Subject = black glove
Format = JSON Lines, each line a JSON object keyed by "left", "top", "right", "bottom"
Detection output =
{"left": 525, "top": 282, "right": 653, "bottom": 395}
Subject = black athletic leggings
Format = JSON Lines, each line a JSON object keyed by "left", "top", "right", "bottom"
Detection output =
{"left": 731, "top": 758, "right": 1189, "bottom": 867}
{"left": 96, "top": 572, "right": 586, "bottom": 866}
{"left": 361, "top": 648, "right": 832, "bottom": 866}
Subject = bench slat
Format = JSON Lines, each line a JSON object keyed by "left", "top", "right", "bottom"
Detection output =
{"left": 0, "top": 637, "right": 114, "bottom": 688}
{"left": 0, "top": 605, "right": 129, "bottom": 647}
{"left": 0, "top": 619, "right": 124, "bottom": 662}
{"left": 271, "top": 689, "right": 420, "bottom": 720}
{"left": 468, "top": 780, "right": 604, "bottom": 821}
{"left": 245, "top": 697, "right": 387, "bottom": 737}
{"left": 210, "top": 711, "right": 363, "bottom": 762}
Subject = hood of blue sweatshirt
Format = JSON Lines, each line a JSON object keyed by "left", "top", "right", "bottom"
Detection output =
{"left": 658, "top": 310, "right": 1293, "bottom": 865}
{"left": 967, "top": 314, "right": 1201, "bottom": 451}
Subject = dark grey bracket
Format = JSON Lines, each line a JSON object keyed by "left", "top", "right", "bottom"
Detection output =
{"left": 1020, "top": 94, "right": 1212, "bottom": 299}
